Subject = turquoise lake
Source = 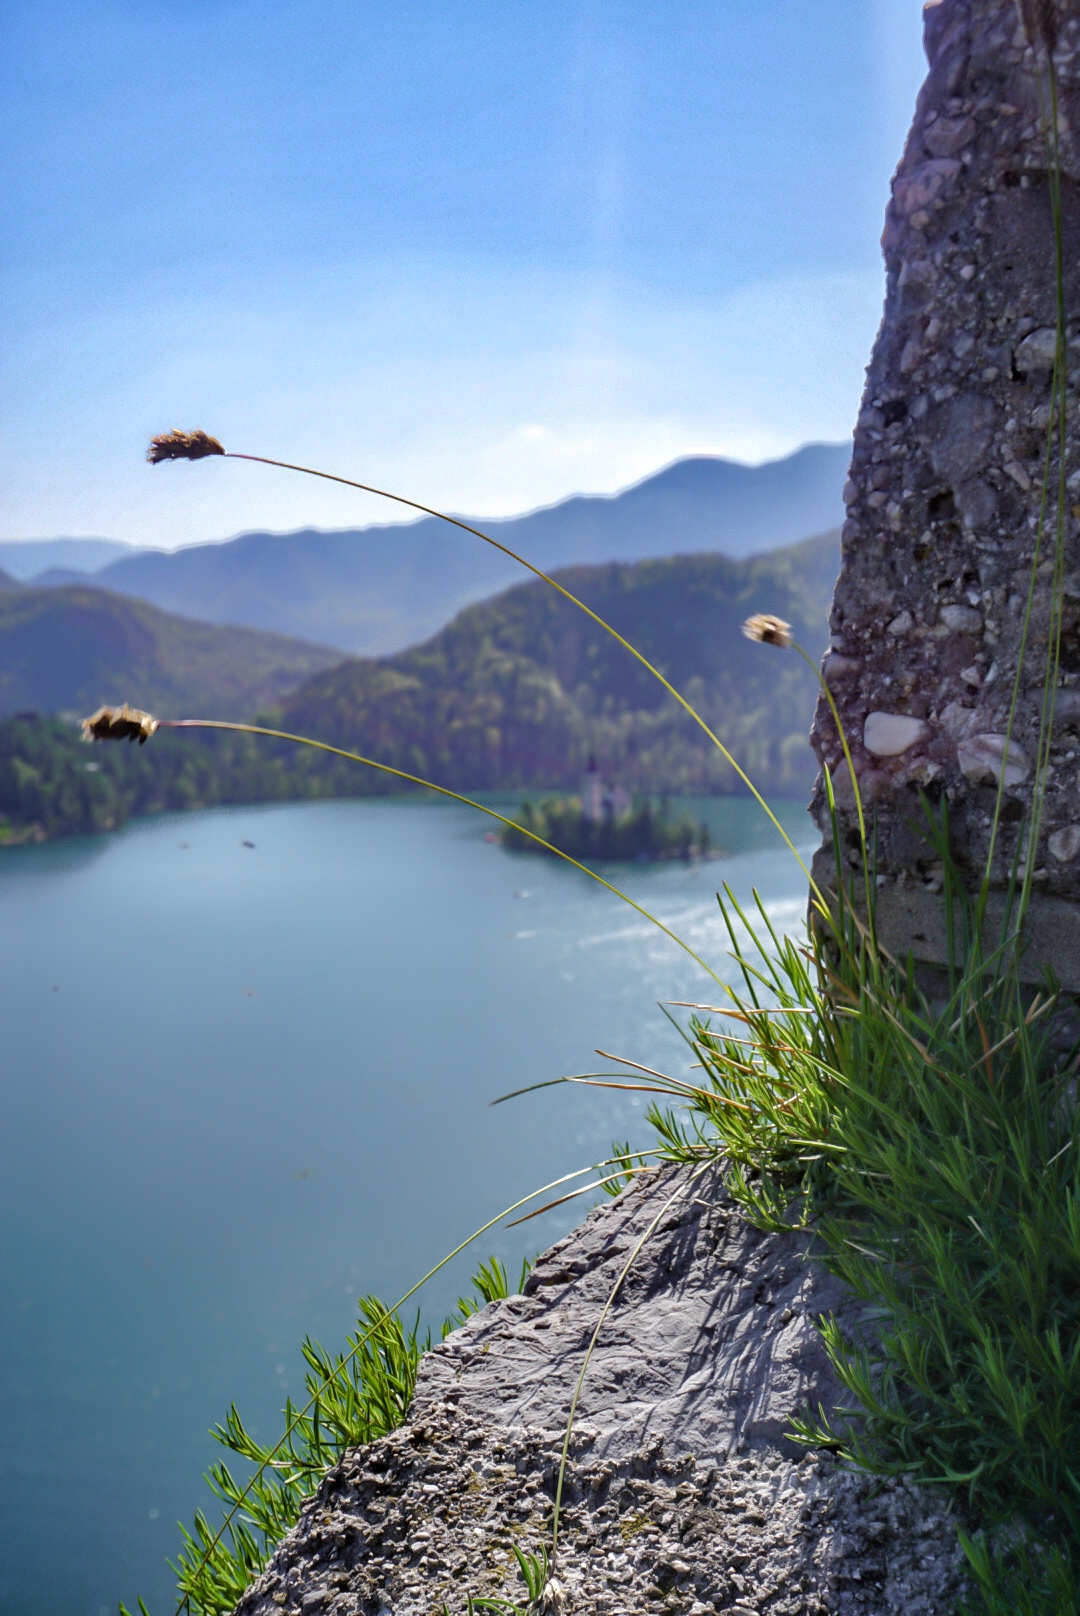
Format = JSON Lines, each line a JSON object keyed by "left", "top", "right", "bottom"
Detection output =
{"left": 0, "top": 796, "right": 814, "bottom": 1616}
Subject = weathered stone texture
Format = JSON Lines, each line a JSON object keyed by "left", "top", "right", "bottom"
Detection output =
{"left": 235, "top": 1170, "right": 968, "bottom": 1615}
{"left": 810, "top": 0, "right": 1080, "bottom": 981}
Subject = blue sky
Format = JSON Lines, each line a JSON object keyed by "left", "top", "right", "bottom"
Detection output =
{"left": 1, "top": 0, "right": 926, "bottom": 547}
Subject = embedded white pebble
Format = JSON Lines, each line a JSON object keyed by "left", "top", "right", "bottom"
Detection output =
{"left": 1048, "top": 825, "right": 1080, "bottom": 863}
{"left": 864, "top": 711, "right": 930, "bottom": 756}
{"left": 1014, "top": 326, "right": 1058, "bottom": 372}
{"left": 822, "top": 654, "right": 861, "bottom": 684}
{"left": 939, "top": 603, "right": 983, "bottom": 632}
{"left": 957, "top": 733, "right": 1031, "bottom": 786}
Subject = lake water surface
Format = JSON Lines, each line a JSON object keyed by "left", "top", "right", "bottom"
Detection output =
{"left": 0, "top": 796, "right": 813, "bottom": 1616}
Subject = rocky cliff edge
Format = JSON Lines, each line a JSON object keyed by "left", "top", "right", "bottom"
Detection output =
{"left": 234, "top": 1167, "right": 969, "bottom": 1616}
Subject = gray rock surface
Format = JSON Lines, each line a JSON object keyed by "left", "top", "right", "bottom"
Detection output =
{"left": 234, "top": 1169, "right": 968, "bottom": 1614}
{"left": 809, "top": 0, "right": 1080, "bottom": 985}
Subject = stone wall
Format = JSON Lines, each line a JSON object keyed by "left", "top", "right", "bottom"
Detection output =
{"left": 809, "top": 0, "right": 1080, "bottom": 986}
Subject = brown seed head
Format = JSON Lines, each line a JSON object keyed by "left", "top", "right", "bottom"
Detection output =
{"left": 147, "top": 429, "right": 226, "bottom": 464}
{"left": 82, "top": 704, "right": 159, "bottom": 744}
{"left": 1017, "top": 0, "right": 1060, "bottom": 51}
{"left": 742, "top": 613, "right": 793, "bottom": 649}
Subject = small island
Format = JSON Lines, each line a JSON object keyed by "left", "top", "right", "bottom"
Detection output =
{"left": 502, "top": 759, "right": 714, "bottom": 863}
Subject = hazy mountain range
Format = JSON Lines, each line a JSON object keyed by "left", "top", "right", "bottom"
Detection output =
{"left": 3, "top": 444, "right": 848, "bottom": 655}
{"left": 0, "top": 538, "right": 134, "bottom": 580}
{"left": 0, "top": 586, "right": 340, "bottom": 720}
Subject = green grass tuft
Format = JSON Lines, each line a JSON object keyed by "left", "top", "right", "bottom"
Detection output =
{"left": 122, "top": 1254, "right": 533, "bottom": 1616}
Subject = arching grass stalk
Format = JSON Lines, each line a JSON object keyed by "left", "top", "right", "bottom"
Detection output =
{"left": 147, "top": 715, "right": 728, "bottom": 992}
{"left": 502, "top": 1159, "right": 661, "bottom": 1227}
{"left": 124, "top": 1153, "right": 668, "bottom": 1616}
{"left": 146, "top": 432, "right": 823, "bottom": 903}
{"left": 501, "top": 889, "right": 850, "bottom": 1232}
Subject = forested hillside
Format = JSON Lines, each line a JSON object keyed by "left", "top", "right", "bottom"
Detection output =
{"left": 0, "top": 534, "right": 837, "bottom": 841}
{"left": 0, "top": 585, "right": 341, "bottom": 720}
{"left": 0, "top": 717, "right": 293, "bottom": 842}
{"left": 277, "top": 532, "right": 839, "bottom": 796}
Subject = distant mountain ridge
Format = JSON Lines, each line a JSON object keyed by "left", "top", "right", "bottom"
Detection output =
{"left": 0, "top": 585, "right": 341, "bottom": 720}
{"left": 17, "top": 444, "right": 849, "bottom": 655}
{"left": 0, "top": 537, "right": 140, "bottom": 579}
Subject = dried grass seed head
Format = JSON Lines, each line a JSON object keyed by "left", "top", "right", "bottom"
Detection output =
{"left": 147, "top": 429, "right": 226, "bottom": 464}
{"left": 742, "top": 612, "right": 793, "bottom": 649}
{"left": 82, "top": 704, "right": 159, "bottom": 744}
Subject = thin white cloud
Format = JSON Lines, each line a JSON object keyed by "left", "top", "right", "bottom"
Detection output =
{"left": 0, "top": 257, "right": 882, "bottom": 546}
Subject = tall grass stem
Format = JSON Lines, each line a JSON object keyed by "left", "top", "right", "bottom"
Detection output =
{"left": 219, "top": 451, "right": 822, "bottom": 898}
{"left": 159, "top": 717, "right": 728, "bottom": 990}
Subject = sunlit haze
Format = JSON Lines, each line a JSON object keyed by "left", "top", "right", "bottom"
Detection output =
{"left": 1, "top": 0, "right": 927, "bottom": 547}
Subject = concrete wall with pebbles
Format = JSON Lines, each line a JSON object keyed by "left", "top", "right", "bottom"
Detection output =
{"left": 809, "top": 0, "right": 1080, "bottom": 985}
